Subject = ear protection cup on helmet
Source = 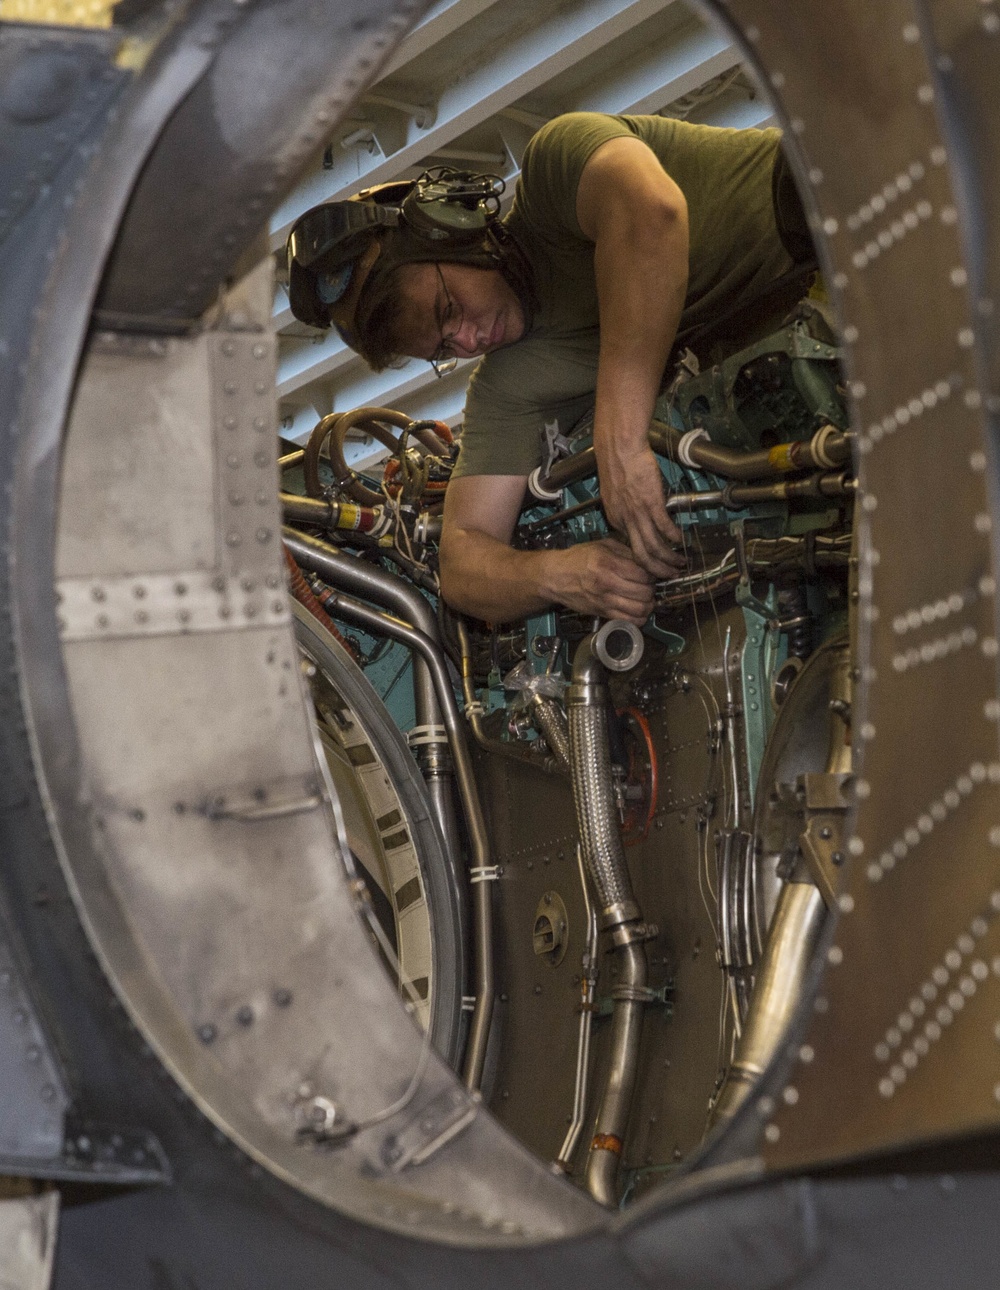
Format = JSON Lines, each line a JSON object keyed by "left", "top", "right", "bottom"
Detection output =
{"left": 286, "top": 168, "right": 506, "bottom": 330}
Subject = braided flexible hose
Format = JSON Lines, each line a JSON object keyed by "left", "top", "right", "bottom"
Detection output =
{"left": 567, "top": 635, "right": 640, "bottom": 929}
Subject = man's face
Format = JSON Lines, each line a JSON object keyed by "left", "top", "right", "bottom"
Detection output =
{"left": 394, "top": 262, "right": 526, "bottom": 364}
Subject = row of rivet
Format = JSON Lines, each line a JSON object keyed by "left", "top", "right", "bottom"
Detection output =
{"left": 856, "top": 376, "right": 958, "bottom": 453}
{"left": 873, "top": 897, "right": 1000, "bottom": 1098}
{"left": 845, "top": 161, "right": 929, "bottom": 232}
{"left": 865, "top": 761, "right": 1000, "bottom": 883}
{"left": 850, "top": 198, "right": 941, "bottom": 270}
{"left": 891, "top": 625, "right": 978, "bottom": 673}
{"left": 61, "top": 601, "right": 287, "bottom": 635}
{"left": 892, "top": 583, "right": 981, "bottom": 635}
{"left": 56, "top": 570, "right": 287, "bottom": 640}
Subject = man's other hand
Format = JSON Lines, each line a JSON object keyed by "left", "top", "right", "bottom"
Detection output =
{"left": 547, "top": 537, "right": 656, "bottom": 624}
{"left": 598, "top": 442, "right": 686, "bottom": 579}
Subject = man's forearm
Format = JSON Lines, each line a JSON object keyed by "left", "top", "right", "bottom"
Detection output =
{"left": 439, "top": 526, "right": 562, "bottom": 621}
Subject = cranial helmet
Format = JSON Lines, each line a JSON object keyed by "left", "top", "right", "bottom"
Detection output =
{"left": 286, "top": 169, "right": 506, "bottom": 344}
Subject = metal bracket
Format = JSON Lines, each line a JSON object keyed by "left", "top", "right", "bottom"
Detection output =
{"left": 0, "top": 940, "right": 69, "bottom": 1163}
{"left": 732, "top": 519, "right": 781, "bottom": 628}
{"left": 0, "top": 1120, "right": 170, "bottom": 1186}
{"left": 379, "top": 1085, "right": 477, "bottom": 1172}
{"left": 772, "top": 772, "right": 852, "bottom": 907}
{"left": 469, "top": 865, "right": 501, "bottom": 884}
{"left": 187, "top": 773, "right": 323, "bottom": 823}
{"left": 595, "top": 983, "right": 673, "bottom": 1017}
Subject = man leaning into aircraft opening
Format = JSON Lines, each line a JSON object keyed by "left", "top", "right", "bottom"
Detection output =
{"left": 286, "top": 111, "right": 815, "bottom": 626}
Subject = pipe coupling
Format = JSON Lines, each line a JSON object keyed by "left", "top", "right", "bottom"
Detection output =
{"left": 592, "top": 620, "right": 644, "bottom": 673}
{"left": 599, "top": 899, "right": 642, "bottom": 932}
{"left": 567, "top": 679, "right": 606, "bottom": 708}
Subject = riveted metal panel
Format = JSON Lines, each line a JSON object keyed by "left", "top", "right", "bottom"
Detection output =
{"left": 0, "top": 933, "right": 68, "bottom": 1161}
{"left": 693, "top": 0, "right": 1000, "bottom": 1170}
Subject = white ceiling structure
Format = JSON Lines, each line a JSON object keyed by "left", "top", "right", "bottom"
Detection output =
{"left": 270, "top": 0, "right": 774, "bottom": 460}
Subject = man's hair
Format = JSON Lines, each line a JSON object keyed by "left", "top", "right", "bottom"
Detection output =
{"left": 352, "top": 250, "right": 415, "bottom": 372}
{"left": 351, "top": 224, "right": 537, "bottom": 373}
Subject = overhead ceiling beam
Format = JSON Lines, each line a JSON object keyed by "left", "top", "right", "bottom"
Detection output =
{"left": 269, "top": 0, "right": 680, "bottom": 246}
{"left": 576, "top": 24, "right": 739, "bottom": 115}
{"left": 377, "top": 0, "right": 508, "bottom": 79}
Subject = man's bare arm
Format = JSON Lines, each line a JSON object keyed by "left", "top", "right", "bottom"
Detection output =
{"left": 440, "top": 474, "right": 655, "bottom": 624}
{"left": 576, "top": 134, "right": 689, "bottom": 578}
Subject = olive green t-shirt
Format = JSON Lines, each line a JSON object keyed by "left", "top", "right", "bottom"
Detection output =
{"left": 452, "top": 111, "right": 792, "bottom": 479}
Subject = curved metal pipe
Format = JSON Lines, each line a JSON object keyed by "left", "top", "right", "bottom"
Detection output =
{"left": 537, "top": 422, "right": 851, "bottom": 492}
{"left": 455, "top": 620, "right": 565, "bottom": 777}
{"left": 283, "top": 529, "right": 467, "bottom": 974}
{"left": 586, "top": 943, "right": 647, "bottom": 1207}
{"left": 303, "top": 407, "right": 450, "bottom": 507}
{"left": 708, "top": 882, "right": 825, "bottom": 1125}
{"left": 556, "top": 846, "right": 598, "bottom": 1170}
{"left": 648, "top": 420, "right": 851, "bottom": 481}
{"left": 283, "top": 527, "right": 454, "bottom": 798}
{"left": 709, "top": 645, "right": 850, "bottom": 1128}
{"left": 312, "top": 587, "right": 495, "bottom": 1092}
{"left": 567, "top": 625, "right": 650, "bottom": 1206}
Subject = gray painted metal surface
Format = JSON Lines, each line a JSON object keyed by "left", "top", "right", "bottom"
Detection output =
{"left": 0, "top": 937, "right": 67, "bottom": 1164}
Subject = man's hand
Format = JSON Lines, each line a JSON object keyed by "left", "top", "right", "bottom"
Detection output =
{"left": 440, "top": 475, "right": 655, "bottom": 624}
{"left": 545, "top": 537, "right": 655, "bottom": 624}
{"left": 597, "top": 440, "right": 686, "bottom": 578}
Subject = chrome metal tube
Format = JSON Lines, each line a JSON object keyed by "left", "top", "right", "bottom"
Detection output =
{"left": 567, "top": 625, "right": 650, "bottom": 1206}
{"left": 311, "top": 587, "right": 495, "bottom": 1091}
{"left": 708, "top": 881, "right": 825, "bottom": 1125}
{"left": 709, "top": 643, "right": 851, "bottom": 1127}
{"left": 586, "top": 941, "right": 647, "bottom": 1208}
{"left": 283, "top": 529, "right": 458, "bottom": 850}
{"left": 556, "top": 846, "right": 598, "bottom": 1169}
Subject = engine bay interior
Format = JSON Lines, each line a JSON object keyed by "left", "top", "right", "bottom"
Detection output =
{"left": 278, "top": 273, "right": 857, "bottom": 1206}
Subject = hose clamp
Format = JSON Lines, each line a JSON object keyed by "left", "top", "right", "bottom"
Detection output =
{"left": 610, "top": 984, "right": 659, "bottom": 1004}
{"left": 608, "top": 918, "right": 657, "bottom": 947}
{"left": 811, "top": 422, "right": 841, "bottom": 469}
{"left": 406, "top": 723, "right": 449, "bottom": 748}
{"left": 567, "top": 681, "right": 606, "bottom": 706}
{"left": 469, "top": 865, "right": 501, "bottom": 884}
{"left": 598, "top": 900, "right": 642, "bottom": 932}
{"left": 527, "top": 466, "right": 563, "bottom": 502}
{"left": 676, "top": 427, "right": 710, "bottom": 469}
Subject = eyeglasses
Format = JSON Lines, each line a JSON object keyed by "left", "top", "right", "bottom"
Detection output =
{"left": 430, "top": 263, "right": 460, "bottom": 377}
